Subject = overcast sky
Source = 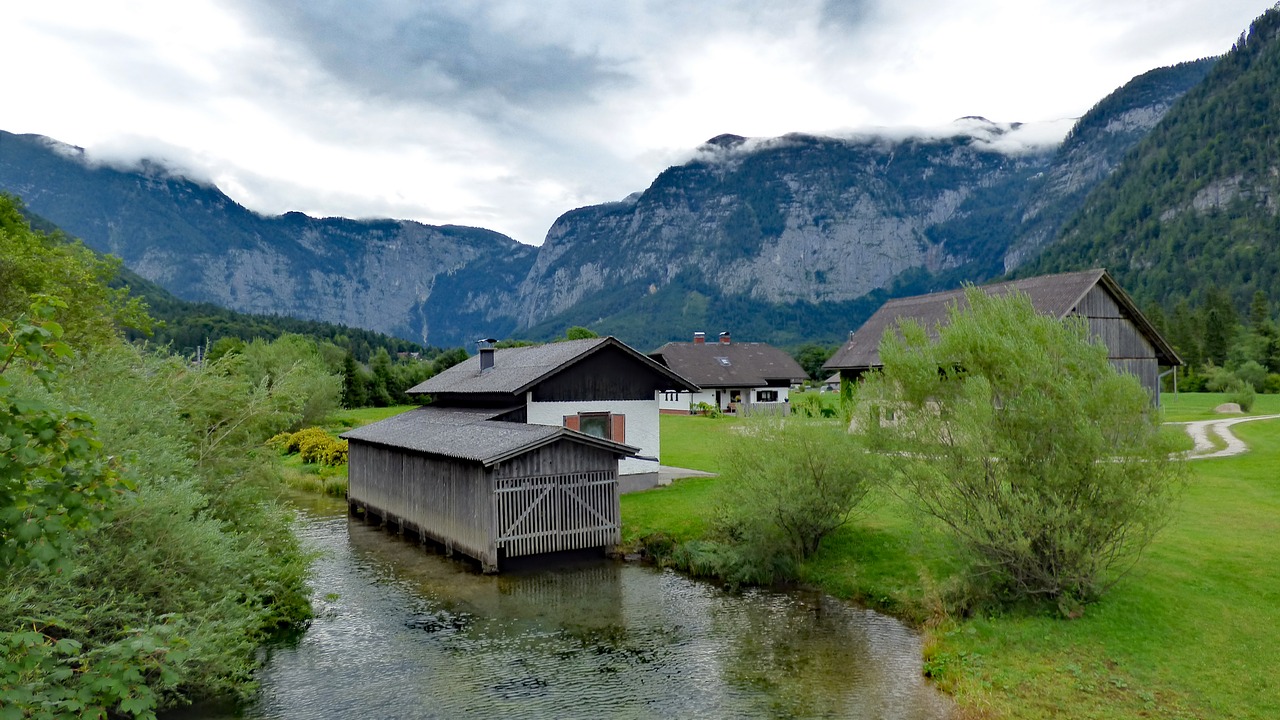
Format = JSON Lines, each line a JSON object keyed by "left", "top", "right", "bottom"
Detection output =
{"left": 3, "top": 1, "right": 1273, "bottom": 245}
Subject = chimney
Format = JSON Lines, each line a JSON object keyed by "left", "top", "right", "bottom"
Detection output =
{"left": 477, "top": 338, "right": 497, "bottom": 373}
{"left": 693, "top": 331, "right": 705, "bottom": 345}
{"left": 719, "top": 331, "right": 731, "bottom": 345}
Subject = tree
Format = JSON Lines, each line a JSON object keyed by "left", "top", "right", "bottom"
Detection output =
{"left": 564, "top": 326, "right": 598, "bottom": 340}
{"left": 852, "top": 287, "right": 1185, "bottom": 612}
{"left": 341, "top": 351, "right": 368, "bottom": 408}
{"left": 1201, "top": 285, "right": 1238, "bottom": 366}
{"left": 792, "top": 343, "right": 836, "bottom": 381}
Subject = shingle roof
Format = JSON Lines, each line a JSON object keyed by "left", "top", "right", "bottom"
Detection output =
{"left": 410, "top": 336, "right": 698, "bottom": 396}
{"left": 650, "top": 341, "right": 808, "bottom": 387}
{"left": 824, "top": 269, "right": 1179, "bottom": 370}
{"left": 340, "top": 406, "right": 638, "bottom": 467}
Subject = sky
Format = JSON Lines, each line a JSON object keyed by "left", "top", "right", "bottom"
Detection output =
{"left": 3, "top": 1, "right": 1274, "bottom": 246}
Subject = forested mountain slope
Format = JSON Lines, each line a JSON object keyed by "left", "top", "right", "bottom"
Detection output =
{"left": 1021, "top": 7, "right": 1280, "bottom": 313}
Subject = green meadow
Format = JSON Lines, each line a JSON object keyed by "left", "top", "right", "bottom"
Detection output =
{"left": 623, "top": 394, "right": 1280, "bottom": 719}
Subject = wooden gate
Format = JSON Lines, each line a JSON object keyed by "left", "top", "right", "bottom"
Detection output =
{"left": 494, "top": 471, "right": 619, "bottom": 558}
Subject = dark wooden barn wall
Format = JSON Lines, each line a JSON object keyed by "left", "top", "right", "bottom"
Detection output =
{"left": 348, "top": 442, "right": 494, "bottom": 565}
{"left": 532, "top": 346, "right": 669, "bottom": 402}
{"left": 1074, "top": 285, "right": 1160, "bottom": 399}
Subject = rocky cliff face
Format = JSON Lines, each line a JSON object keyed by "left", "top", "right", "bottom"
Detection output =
{"left": 518, "top": 128, "right": 1054, "bottom": 332}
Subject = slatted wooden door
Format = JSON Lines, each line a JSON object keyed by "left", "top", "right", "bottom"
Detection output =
{"left": 494, "top": 471, "right": 619, "bottom": 558}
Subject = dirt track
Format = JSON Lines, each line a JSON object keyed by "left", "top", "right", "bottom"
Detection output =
{"left": 1170, "top": 414, "right": 1280, "bottom": 460}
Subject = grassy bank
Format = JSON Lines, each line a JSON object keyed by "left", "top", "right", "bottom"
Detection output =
{"left": 622, "top": 395, "right": 1280, "bottom": 719}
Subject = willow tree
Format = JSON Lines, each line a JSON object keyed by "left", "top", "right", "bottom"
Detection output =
{"left": 852, "top": 287, "right": 1185, "bottom": 613}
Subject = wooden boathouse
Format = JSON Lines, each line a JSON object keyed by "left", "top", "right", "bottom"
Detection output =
{"left": 341, "top": 337, "right": 698, "bottom": 572}
{"left": 823, "top": 268, "right": 1181, "bottom": 403}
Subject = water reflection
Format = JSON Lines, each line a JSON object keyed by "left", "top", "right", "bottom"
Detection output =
{"left": 232, "top": 500, "right": 951, "bottom": 719}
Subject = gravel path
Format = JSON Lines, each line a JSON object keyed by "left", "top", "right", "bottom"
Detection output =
{"left": 1169, "top": 414, "right": 1280, "bottom": 460}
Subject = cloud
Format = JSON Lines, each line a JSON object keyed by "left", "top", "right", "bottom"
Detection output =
{"left": 229, "top": 1, "right": 635, "bottom": 110}
{"left": 3, "top": 0, "right": 1274, "bottom": 247}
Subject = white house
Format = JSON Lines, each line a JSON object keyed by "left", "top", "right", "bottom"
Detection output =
{"left": 407, "top": 336, "right": 698, "bottom": 492}
{"left": 650, "top": 332, "right": 808, "bottom": 415}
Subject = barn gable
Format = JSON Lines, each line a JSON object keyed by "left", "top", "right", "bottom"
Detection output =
{"left": 823, "top": 269, "right": 1180, "bottom": 401}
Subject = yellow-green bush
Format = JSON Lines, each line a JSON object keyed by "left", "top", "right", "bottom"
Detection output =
{"left": 272, "top": 427, "right": 348, "bottom": 467}
{"left": 322, "top": 439, "right": 349, "bottom": 466}
{"left": 285, "top": 427, "right": 329, "bottom": 454}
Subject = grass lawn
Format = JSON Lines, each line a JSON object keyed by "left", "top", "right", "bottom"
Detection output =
{"left": 1160, "top": 391, "right": 1280, "bottom": 422}
{"left": 623, "top": 401, "right": 1280, "bottom": 719}
{"left": 324, "top": 404, "right": 418, "bottom": 431}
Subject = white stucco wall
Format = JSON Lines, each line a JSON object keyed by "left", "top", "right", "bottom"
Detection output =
{"left": 658, "top": 388, "right": 789, "bottom": 413}
{"left": 526, "top": 397, "right": 660, "bottom": 476}
{"left": 658, "top": 390, "right": 718, "bottom": 413}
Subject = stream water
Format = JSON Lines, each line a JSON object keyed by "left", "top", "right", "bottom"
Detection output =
{"left": 207, "top": 495, "right": 952, "bottom": 719}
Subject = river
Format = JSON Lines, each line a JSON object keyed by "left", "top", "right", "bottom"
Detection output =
{"left": 205, "top": 495, "right": 952, "bottom": 719}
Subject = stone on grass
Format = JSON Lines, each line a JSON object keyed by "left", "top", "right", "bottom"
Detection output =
{"left": 1214, "top": 403, "right": 1243, "bottom": 414}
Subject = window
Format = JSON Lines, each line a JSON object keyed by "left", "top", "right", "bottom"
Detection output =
{"left": 563, "top": 412, "right": 626, "bottom": 443}
{"left": 579, "top": 413, "right": 610, "bottom": 439}
{"left": 663, "top": 391, "right": 681, "bottom": 402}
{"left": 715, "top": 356, "right": 731, "bottom": 366}
{"left": 756, "top": 390, "right": 778, "bottom": 402}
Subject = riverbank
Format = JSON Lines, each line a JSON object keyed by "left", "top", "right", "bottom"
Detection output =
{"left": 621, "top": 395, "right": 1280, "bottom": 719}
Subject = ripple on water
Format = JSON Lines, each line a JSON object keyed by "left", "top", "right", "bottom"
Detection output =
{"left": 216, "top": 507, "right": 953, "bottom": 720}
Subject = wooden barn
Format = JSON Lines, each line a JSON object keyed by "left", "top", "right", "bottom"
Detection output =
{"left": 341, "top": 337, "right": 697, "bottom": 572}
{"left": 823, "top": 269, "right": 1181, "bottom": 403}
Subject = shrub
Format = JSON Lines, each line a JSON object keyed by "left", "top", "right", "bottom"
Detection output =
{"left": 322, "top": 439, "right": 349, "bottom": 466}
{"left": 692, "top": 401, "right": 722, "bottom": 418}
{"left": 1225, "top": 379, "right": 1256, "bottom": 412}
{"left": 714, "top": 417, "right": 877, "bottom": 579}
{"left": 286, "top": 427, "right": 330, "bottom": 454}
{"left": 1265, "top": 373, "right": 1280, "bottom": 394}
{"left": 266, "top": 431, "right": 294, "bottom": 450}
{"left": 298, "top": 432, "right": 334, "bottom": 465}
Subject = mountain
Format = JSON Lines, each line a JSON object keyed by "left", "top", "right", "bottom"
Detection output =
{"left": 1021, "top": 7, "right": 1280, "bottom": 313}
{"left": 0, "top": 45, "right": 1220, "bottom": 350}
{"left": 517, "top": 56, "right": 1212, "bottom": 348}
{"left": 1001, "top": 58, "right": 1216, "bottom": 270}
{"left": 0, "top": 130, "right": 535, "bottom": 347}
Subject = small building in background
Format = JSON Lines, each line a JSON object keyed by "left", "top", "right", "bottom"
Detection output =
{"left": 342, "top": 336, "right": 697, "bottom": 572}
{"left": 650, "top": 331, "right": 808, "bottom": 415}
{"left": 823, "top": 268, "right": 1181, "bottom": 403}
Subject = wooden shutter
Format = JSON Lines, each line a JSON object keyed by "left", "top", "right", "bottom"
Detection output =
{"left": 610, "top": 413, "right": 626, "bottom": 443}
{"left": 563, "top": 414, "right": 580, "bottom": 431}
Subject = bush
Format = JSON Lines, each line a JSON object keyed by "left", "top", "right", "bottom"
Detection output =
{"left": 1225, "top": 379, "right": 1256, "bottom": 412}
{"left": 322, "top": 439, "right": 349, "bottom": 466}
{"left": 286, "top": 427, "right": 330, "bottom": 455}
{"left": 853, "top": 287, "right": 1186, "bottom": 611}
{"left": 713, "top": 417, "right": 877, "bottom": 580}
{"left": 1265, "top": 373, "right": 1280, "bottom": 394}
{"left": 692, "top": 401, "right": 722, "bottom": 418}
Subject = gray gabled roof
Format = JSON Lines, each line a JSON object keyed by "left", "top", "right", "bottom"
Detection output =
{"left": 409, "top": 336, "right": 698, "bottom": 396}
{"left": 340, "top": 406, "right": 638, "bottom": 467}
{"left": 650, "top": 341, "right": 807, "bottom": 387}
{"left": 824, "top": 269, "right": 1179, "bottom": 371}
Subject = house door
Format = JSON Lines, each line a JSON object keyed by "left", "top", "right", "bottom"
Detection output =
{"left": 493, "top": 470, "right": 619, "bottom": 558}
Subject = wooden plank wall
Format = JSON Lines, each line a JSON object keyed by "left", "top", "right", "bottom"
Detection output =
{"left": 493, "top": 441, "right": 621, "bottom": 559}
{"left": 1075, "top": 285, "right": 1161, "bottom": 400}
{"left": 348, "top": 442, "right": 494, "bottom": 565}
{"left": 494, "top": 471, "right": 618, "bottom": 558}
